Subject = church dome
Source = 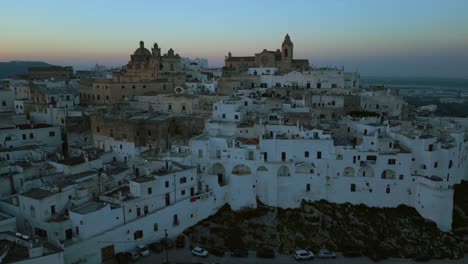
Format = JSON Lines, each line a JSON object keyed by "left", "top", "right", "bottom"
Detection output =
{"left": 134, "top": 41, "right": 151, "bottom": 56}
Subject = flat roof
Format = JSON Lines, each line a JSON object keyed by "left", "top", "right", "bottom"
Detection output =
{"left": 72, "top": 202, "right": 106, "bottom": 215}
{"left": 21, "top": 188, "right": 54, "bottom": 200}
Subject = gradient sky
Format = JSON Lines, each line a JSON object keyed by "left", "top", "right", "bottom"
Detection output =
{"left": 1, "top": 0, "right": 468, "bottom": 78}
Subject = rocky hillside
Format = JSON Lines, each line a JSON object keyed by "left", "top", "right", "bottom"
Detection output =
{"left": 453, "top": 181, "right": 468, "bottom": 251}
{"left": 184, "top": 200, "right": 465, "bottom": 259}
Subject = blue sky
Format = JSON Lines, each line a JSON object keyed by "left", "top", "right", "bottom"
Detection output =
{"left": 1, "top": 0, "right": 468, "bottom": 77}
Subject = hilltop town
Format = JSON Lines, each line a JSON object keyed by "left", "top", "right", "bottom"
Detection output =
{"left": 0, "top": 35, "right": 467, "bottom": 263}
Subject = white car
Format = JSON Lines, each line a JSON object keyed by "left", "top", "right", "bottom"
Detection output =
{"left": 136, "top": 244, "right": 150, "bottom": 257}
{"left": 294, "top": 249, "right": 314, "bottom": 260}
{"left": 191, "top": 246, "right": 209, "bottom": 257}
{"left": 318, "top": 249, "right": 336, "bottom": 259}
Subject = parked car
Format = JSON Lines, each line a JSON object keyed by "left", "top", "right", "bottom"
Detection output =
{"left": 343, "top": 249, "right": 362, "bottom": 257}
{"left": 192, "top": 246, "right": 209, "bottom": 257}
{"left": 207, "top": 247, "right": 225, "bottom": 257}
{"left": 136, "top": 244, "right": 150, "bottom": 257}
{"left": 231, "top": 249, "right": 249, "bottom": 257}
{"left": 176, "top": 235, "right": 185, "bottom": 248}
{"left": 160, "top": 238, "right": 174, "bottom": 249}
{"left": 148, "top": 242, "right": 163, "bottom": 253}
{"left": 318, "top": 249, "right": 336, "bottom": 259}
{"left": 294, "top": 249, "right": 314, "bottom": 260}
{"left": 128, "top": 249, "right": 139, "bottom": 262}
{"left": 256, "top": 248, "right": 275, "bottom": 258}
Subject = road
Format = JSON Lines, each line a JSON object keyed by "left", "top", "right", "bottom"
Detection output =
{"left": 137, "top": 248, "right": 467, "bottom": 264}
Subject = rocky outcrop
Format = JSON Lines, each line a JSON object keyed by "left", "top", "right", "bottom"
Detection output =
{"left": 184, "top": 200, "right": 465, "bottom": 259}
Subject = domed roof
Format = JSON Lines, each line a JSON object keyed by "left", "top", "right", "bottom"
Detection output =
{"left": 134, "top": 41, "right": 151, "bottom": 56}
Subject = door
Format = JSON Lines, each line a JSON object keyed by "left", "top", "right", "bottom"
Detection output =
{"left": 101, "top": 245, "right": 115, "bottom": 261}
{"left": 165, "top": 193, "right": 170, "bottom": 206}
{"left": 65, "top": 228, "right": 72, "bottom": 240}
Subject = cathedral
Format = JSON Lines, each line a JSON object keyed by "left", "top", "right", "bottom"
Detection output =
{"left": 112, "top": 41, "right": 184, "bottom": 84}
{"left": 224, "top": 34, "right": 310, "bottom": 72}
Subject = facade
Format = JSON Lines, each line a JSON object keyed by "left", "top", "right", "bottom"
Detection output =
{"left": 28, "top": 66, "right": 74, "bottom": 81}
{"left": 225, "top": 34, "right": 309, "bottom": 72}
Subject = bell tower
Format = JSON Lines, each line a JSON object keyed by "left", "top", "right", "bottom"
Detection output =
{"left": 281, "top": 34, "right": 294, "bottom": 63}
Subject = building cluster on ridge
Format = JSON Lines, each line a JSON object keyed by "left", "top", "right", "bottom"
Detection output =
{"left": 0, "top": 34, "right": 467, "bottom": 263}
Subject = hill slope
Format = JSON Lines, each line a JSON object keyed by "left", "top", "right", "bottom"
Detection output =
{"left": 0, "top": 61, "right": 53, "bottom": 79}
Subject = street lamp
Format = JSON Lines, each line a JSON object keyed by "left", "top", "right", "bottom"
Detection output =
{"left": 164, "top": 229, "right": 169, "bottom": 263}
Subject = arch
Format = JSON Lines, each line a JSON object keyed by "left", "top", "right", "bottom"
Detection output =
{"left": 381, "top": 169, "right": 396, "bottom": 179}
{"left": 256, "top": 166, "right": 269, "bottom": 172}
{"left": 295, "top": 163, "right": 314, "bottom": 174}
{"left": 343, "top": 167, "right": 355, "bottom": 177}
{"left": 277, "top": 166, "right": 291, "bottom": 177}
{"left": 358, "top": 166, "right": 375, "bottom": 177}
{"left": 232, "top": 164, "right": 252, "bottom": 176}
{"left": 208, "top": 163, "right": 227, "bottom": 186}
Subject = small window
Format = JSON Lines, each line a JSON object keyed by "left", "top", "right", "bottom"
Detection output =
{"left": 29, "top": 133, "right": 34, "bottom": 139}
{"left": 222, "top": 114, "right": 226, "bottom": 119}
{"left": 433, "top": 162, "right": 438, "bottom": 168}
{"left": 317, "top": 152, "right": 322, "bottom": 159}
{"left": 234, "top": 115, "right": 239, "bottom": 120}
{"left": 304, "top": 151, "right": 309, "bottom": 158}
{"left": 181, "top": 190, "right": 186, "bottom": 195}
{"left": 153, "top": 223, "right": 158, "bottom": 232}
{"left": 350, "top": 184, "right": 356, "bottom": 192}
{"left": 306, "top": 184, "right": 311, "bottom": 192}
{"left": 165, "top": 181, "right": 169, "bottom": 188}
{"left": 133, "top": 230, "right": 143, "bottom": 240}
{"left": 49, "top": 131, "right": 55, "bottom": 137}
{"left": 388, "top": 159, "right": 396, "bottom": 165}
{"left": 180, "top": 177, "right": 187, "bottom": 184}
{"left": 148, "top": 187, "right": 152, "bottom": 195}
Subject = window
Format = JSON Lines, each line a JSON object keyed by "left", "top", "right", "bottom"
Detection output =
{"left": 134, "top": 230, "right": 143, "bottom": 240}
{"left": 1, "top": 101, "right": 6, "bottom": 106}
{"left": 386, "top": 186, "right": 390, "bottom": 194}
{"left": 144, "top": 206, "right": 148, "bottom": 214}
{"left": 222, "top": 114, "right": 226, "bottom": 119}
{"left": 153, "top": 223, "right": 158, "bottom": 232}
{"left": 49, "top": 131, "right": 55, "bottom": 137}
{"left": 148, "top": 130, "right": 152, "bottom": 136}
{"left": 76, "top": 226, "right": 79, "bottom": 235}
{"left": 96, "top": 126, "right": 100, "bottom": 133}
{"left": 165, "top": 181, "right": 169, "bottom": 188}
{"left": 182, "top": 105, "right": 186, "bottom": 111}
{"left": 168, "top": 104, "right": 172, "bottom": 111}
{"left": 120, "top": 144, "right": 123, "bottom": 150}
{"left": 136, "top": 207, "right": 141, "bottom": 216}
{"left": 449, "top": 160, "right": 453, "bottom": 169}
{"left": 281, "top": 152, "right": 286, "bottom": 161}
{"left": 317, "top": 151, "right": 322, "bottom": 159}
{"left": 234, "top": 115, "right": 239, "bottom": 120}
{"left": 29, "top": 133, "right": 34, "bottom": 139}
{"left": 306, "top": 184, "right": 311, "bottom": 192}
{"left": 198, "top": 149, "right": 203, "bottom": 158}
{"left": 284, "top": 48, "right": 288, "bottom": 57}
{"left": 304, "top": 151, "right": 309, "bottom": 158}
{"left": 433, "top": 162, "right": 438, "bottom": 168}
{"left": 388, "top": 159, "right": 396, "bottom": 165}
{"left": 350, "top": 184, "right": 356, "bottom": 192}
{"left": 148, "top": 187, "right": 152, "bottom": 195}
{"left": 181, "top": 190, "right": 186, "bottom": 195}
{"left": 173, "top": 214, "right": 179, "bottom": 226}
{"left": 180, "top": 177, "right": 187, "bottom": 184}
{"left": 51, "top": 205, "right": 56, "bottom": 215}
{"left": 22, "top": 134, "right": 26, "bottom": 140}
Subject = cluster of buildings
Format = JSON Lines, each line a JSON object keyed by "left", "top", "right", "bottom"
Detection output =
{"left": 0, "top": 35, "right": 467, "bottom": 263}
